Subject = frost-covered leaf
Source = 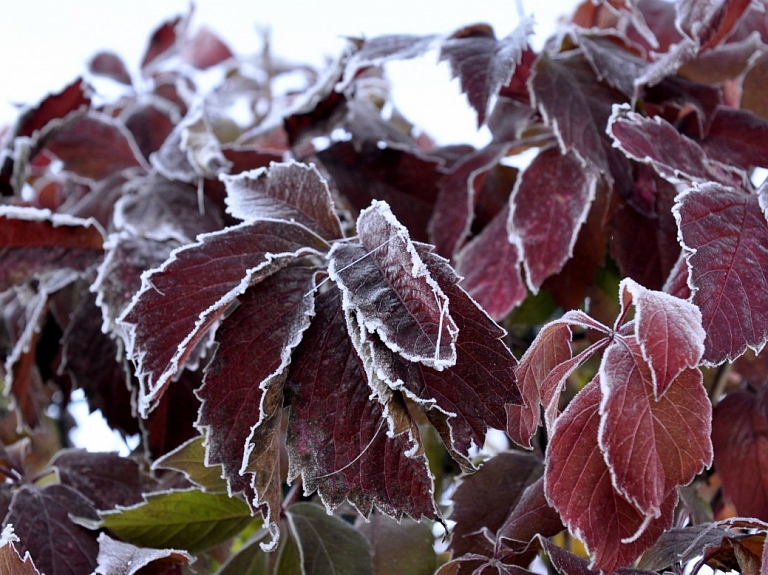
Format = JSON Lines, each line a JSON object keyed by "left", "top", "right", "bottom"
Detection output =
{"left": 618, "top": 278, "right": 705, "bottom": 397}
{"left": 455, "top": 204, "right": 526, "bottom": 321}
{"left": 151, "top": 436, "right": 228, "bottom": 492}
{"left": 0, "top": 207, "right": 103, "bottom": 291}
{"left": 122, "top": 100, "right": 178, "bottom": 161}
{"left": 285, "top": 288, "right": 439, "bottom": 521}
{"left": 498, "top": 476, "right": 564, "bottom": 548}
{"left": 196, "top": 266, "right": 316, "bottom": 514}
{"left": 696, "top": 107, "right": 768, "bottom": 171}
{"left": 545, "top": 379, "right": 677, "bottom": 573}
{"left": 598, "top": 338, "right": 712, "bottom": 518}
{"left": 329, "top": 200, "right": 458, "bottom": 369}
{"left": 6, "top": 484, "right": 99, "bottom": 575}
{"left": 674, "top": 184, "right": 768, "bottom": 364}
{"left": 119, "top": 219, "right": 328, "bottom": 414}
{"left": 89, "top": 51, "right": 132, "bottom": 85}
{"left": 0, "top": 525, "right": 41, "bottom": 575}
{"left": 538, "top": 537, "right": 657, "bottom": 575}
{"left": 222, "top": 160, "right": 343, "bottom": 240}
{"left": 94, "top": 533, "right": 193, "bottom": 575}
{"left": 286, "top": 502, "right": 374, "bottom": 575}
{"left": 742, "top": 52, "right": 768, "bottom": 120}
{"left": 508, "top": 147, "right": 598, "bottom": 292}
{"left": 182, "top": 26, "right": 233, "bottom": 70}
{"left": 100, "top": 489, "right": 253, "bottom": 553}
{"left": 439, "top": 18, "right": 533, "bottom": 127}
{"left": 577, "top": 35, "right": 647, "bottom": 100}
{"left": 357, "top": 513, "right": 436, "bottom": 575}
{"left": 676, "top": 0, "right": 753, "bottom": 49}
{"left": 712, "top": 387, "right": 768, "bottom": 520}
{"left": 13, "top": 78, "right": 91, "bottom": 140}
{"left": 141, "top": 14, "right": 184, "bottom": 71}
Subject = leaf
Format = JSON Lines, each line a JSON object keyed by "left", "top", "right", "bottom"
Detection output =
{"left": 676, "top": 0, "right": 753, "bottom": 49}
{"left": 141, "top": 15, "right": 184, "bottom": 71}
{"left": 637, "top": 524, "right": 746, "bottom": 571}
{"left": 598, "top": 338, "right": 712, "bottom": 518}
{"left": 544, "top": 379, "right": 677, "bottom": 573}
{"left": 497, "top": 476, "right": 564, "bottom": 548}
{"left": 329, "top": 200, "right": 458, "bottom": 369}
{"left": 196, "top": 266, "right": 317, "bottom": 514}
{"left": 13, "top": 78, "right": 91, "bottom": 140}
{"left": 695, "top": 107, "right": 768, "bottom": 172}
{"left": 99, "top": 489, "right": 254, "bottom": 553}
{"left": 742, "top": 52, "right": 768, "bottom": 120}
{"left": 89, "top": 51, "right": 132, "bottom": 85}
{"left": 0, "top": 525, "right": 41, "bottom": 575}
{"left": 119, "top": 219, "right": 328, "bottom": 414}
{"left": 122, "top": 100, "right": 178, "bottom": 160}
{"left": 285, "top": 288, "right": 439, "bottom": 520}
{"left": 439, "top": 18, "right": 533, "bottom": 127}
{"left": 286, "top": 502, "right": 374, "bottom": 575}
{"left": 357, "top": 513, "right": 436, "bottom": 575}
{"left": 508, "top": 147, "right": 598, "bottom": 292}
{"left": 94, "top": 533, "right": 193, "bottom": 575}
{"left": 151, "top": 436, "right": 229, "bottom": 492}
{"left": 182, "top": 26, "right": 233, "bottom": 70}
{"left": 51, "top": 449, "right": 145, "bottom": 510}
{"left": 0, "top": 207, "right": 103, "bottom": 291}
{"left": 454, "top": 204, "right": 527, "bottom": 321}
{"left": 222, "top": 160, "right": 343, "bottom": 240}
{"left": 538, "top": 537, "right": 657, "bottom": 575}
{"left": 674, "top": 184, "right": 768, "bottom": 364}
{"left": 577, "top": 35, "right": 647, "bottom": 99}
{"left": 5, "top": 484, "right": 99, "bottom": 575}
{"left": 211, "top": 528, "right": 270, "bottom": 574}
{"left": 618, "top": 278, "right": 705, "bottom": 397}
{"left": 712, "top": 387, "right": 768, "bottom": 520}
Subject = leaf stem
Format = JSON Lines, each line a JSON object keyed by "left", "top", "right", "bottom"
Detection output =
{"left": 282, "top": 478, "right": 303, "bottom": 511}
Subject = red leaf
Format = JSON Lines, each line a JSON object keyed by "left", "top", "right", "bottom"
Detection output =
{"left": 120, "top": 219, "right": 328, "bottom": 414}
{"left": 508, "top": 147, "right": 598, "bottom": 292}
{"left": 285, "top": 288, "right": 439, "bottom": 521}
{"left": 222, "top": 160, "right": 343, "bottom": 240}
{"left": 0, "top": 525, "right": 41, "bottom": 575}
{"left": 6, "top": 484, "right": 99, "bottom": 575}
{"left": 329, "top": 200, "right": 458, "bottom": 369}
{"left": 696, "top": 107, "right": 768, "bottom": 172}
{"left": 0, "top": 207, "right": 104, "bottom": 291}
{"left": 14, "top": 78, "right": 91, "bottom": 139}
{"left": 196, "top": 267, "right": 316, "bottom": 512}
{"left": 677, "top": 0, "right": 753, "bottom": 49}
{"left": 578, "top": 35, "right": 648, "bottom": 99}
{"left": 618, "top": 278, "right": 705, "bottom": 397}
{"left": 88, "top": 52, "right": 132, "bottom": 85}
{"left": 712, "top": 386, "right": 768, "bottom": 520}
{"left": 455, "top": 204, "right": 527, "bottom": 321}
{"left": 181, "top": 26, "right": 233, "bottom": 70}
{"left": 122, "top": 100, "right": 177, "bottom": 161}
{"left": 439, "top": 18, "right": 533, "bottom": 127}
{"left": 498, "top": 476, "right": 564, "bottom": 548}
{"left": 674, "top": 184, "right": 768, "bottom": 364}
{"left": 141, "top": 15, "right": 185, "bottom": 71}
{"left": 598, "top": 338, "right": 712, "bottom": 517}
{"left": 545, "top": 379, "right": 677, "bottom": 572}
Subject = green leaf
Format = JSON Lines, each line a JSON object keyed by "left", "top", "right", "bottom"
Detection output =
{"left": 286, "top": 503, "right": 374, "bottom": 575}
{"left": 356, "top": 513, "right": 436, "bottom": 575}
{"left": 151, "top": 436, "right": 229, "bottom": 492}
{"left": 100, "top": 489, "right": 254, "bottom": 553}
{"left": 214, "top": 530, "right": 271, "bottom": 575}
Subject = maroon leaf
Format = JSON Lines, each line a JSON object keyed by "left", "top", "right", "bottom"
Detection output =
{"left": 712, "top": 386, "right": 768, "bottom": 520}
{"left": 508, "top": 147, "right": 598, "bottom": 292}
{"left": 439, "top": 18, "right": 533, "bottom": 127}
{"left": 598, "top": 338, "right": 712, "bottom": 517}
{"left": 618, "top": 278, "right": 705, "bottom": 397}
{"left": 94, "top": 533, "right": 193, "bottom": 575}
{"left": 14, "top": 78, "right": 91, "bottom": 140}
{"left": 5, "top": 484, "right": 99, "bottom": 575}
{"left": 285, "top": 288, "right": 439, "bottom": 520}
{"left": 0, "top": 525, "right": 41, "bottom": 575}
{"left": 44, "top": 112, "right": 149, "bottom": 181}
{"left": 498, "top": 476, "right": 564, "bottom": 548}
{"left": 222, "top": 160, "right": 343, "bottom": 240}
{"left": 181, "top": 26, "right": 233, "bottom": 70}
{"left": 695, "top": 107, "right": 768, "bottom": 171}
{"left": 674, "top": 184, "right": 768, "bottom": 364}
{"left": 455, "top": 204, "right": 526, "bottom": 321}
{"left": 0, "top": 207, "right": 103, "bottom": 291}
{"left": 329, "top": 200, "right": 458, "bottom": 369}
{"left": 141, "top": 15, "right": 185, "bottom": 71}
{"left": 196, "top": 266, "right": 316, "bottom": 509}
{"left": 544, "top": 379, "right": 677, "bottom": 572}
{"left": 120, "top": 219, "right": 328, "bottom": 414}
{"left": 51, "top": 449, "right": 145, "bottom": 510}
{"left": 122, "top": 100, "right": 178, "bottom": 161}
{"left": 88, "top": 52, "right": 132, "bottom": 85}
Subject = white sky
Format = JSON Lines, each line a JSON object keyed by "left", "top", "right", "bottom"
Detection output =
{"left": 0, "top": 0, "right": 574, "bottom": 451}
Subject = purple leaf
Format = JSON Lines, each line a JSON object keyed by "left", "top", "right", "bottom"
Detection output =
{"left": 329, "top": 200, "right": 458, "bottom": 369}
{"left": 120, "top": 219, "right": 328, "bottom": 414}
{"left": 674, "top": 184, "right": 768, "bottom": 364}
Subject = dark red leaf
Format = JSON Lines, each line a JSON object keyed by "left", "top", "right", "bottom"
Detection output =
{"left": 329, "top": 200, "right": 458, "bottom": 369}
{"left": 598, "top": 338, "right": 712, "bottom": 516}
{"left": 0, "top": 207, "right": 103, "bottom": 291}
{"left": 643, "top": 75, "right": 722, "bottom": 137}
{"left": 181, "top": 26, "right": 233, "bottom": 70}
{"left": 677, "top": 0, "right": 753, "bottom": 49}
{"left": 439, "top": 19, "right": 533, "bottom": 127}
{"left": 498, "top": 476, "right": 564, "bottom": 548}
{"left": 539, "top": 537, "right": 658, "bottom": 575}
{"left": 509, "top": 147, "right": 598, "bottom": 292}
{"left": 94, "top": 533, "right": 193, "bottom": 575}
{"left": 695, "top": 107, "right": 768, "bottom": 171}
{"left": 14, "top": 78, "right": 91, "bottom": 139}
{"left": 678, "top": 33, "right": 763, "bottom": 84}
{"left": 712, "top": 386, "right": 768, "bottom": 520}
{"left": 51, "top": 449, "right": 145, "bottom": 510}
{"left": 120, "top": 219, "right": 328, "bottom": 414}
{"left": 545, "top": 379, "right": 677, "bottom": 572}
{"left": 141, "top": 15, "right": 184, "bottom": 71}
{"left": 674, "top": 184, "right": 768, "bottom": 364}
{"left": 5, "top": 484, "right": 99, "bottom": 575}
{"left": 88, "top": 52, "right": 132, "bottom": 85}
{"left": 222, "top": 160, "right": 343, "bottom": 240}
{"left": 455, "top": 204, "right": 526, "bottom": 321}
{"left": 122, "top": 101, "right": 178, "bottom": 161}
{"left": 577, "top": 35, "right": 647, "bottom": 99}
{"left": 285, "top": 288, "right": 439, "bottom": 520}
{"left": 196, "top": 266, "right": 316, "bottom": 512}
{"left": 0, "top": 525, "right": 41, "bottom": 575}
